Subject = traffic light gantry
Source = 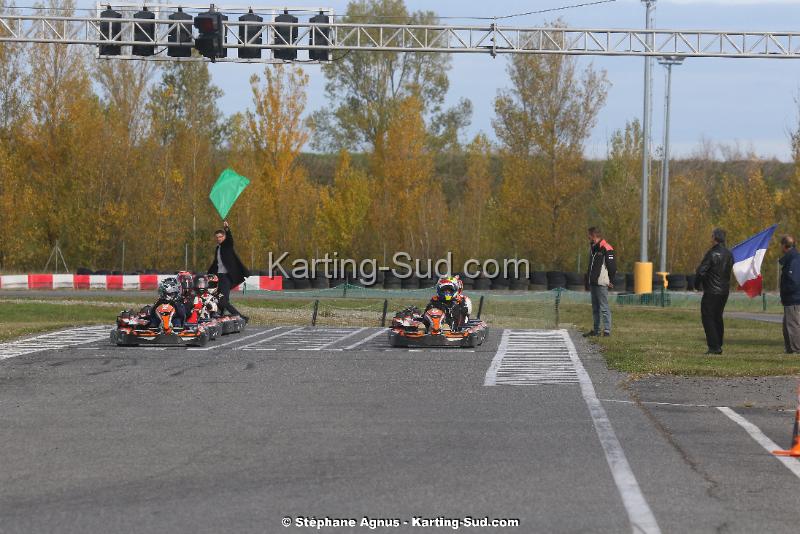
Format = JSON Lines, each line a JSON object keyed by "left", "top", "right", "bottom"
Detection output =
{"left": 93, "top": 3, "right": 334, "bottom": 63}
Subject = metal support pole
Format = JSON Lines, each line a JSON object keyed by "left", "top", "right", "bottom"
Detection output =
{"left": 121, "top": 241, "right": 126, "bottom": 273}
{"left": 312, "top": 299, "right": 319, "bottom": 326}
{"left": 381, "top": 299, "right": 388, "bottom": 327}
{"left": 657, "top": 56, "right": 683, "bottom": 275}
{"left": 477, "top": 295, "right": 485, "bottom": 320}
{"left": 640, "top": 0, "right": 655, "bottom": 263}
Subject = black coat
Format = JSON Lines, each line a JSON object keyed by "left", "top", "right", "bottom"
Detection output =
{"left": 780, "top": 248, "right": 800, "bottom": 306}
{"left": 695, "top": 243, "right": 733, "bottom": 295}
{"left": 208, "top": 228, "right": 250, "bottom": 287}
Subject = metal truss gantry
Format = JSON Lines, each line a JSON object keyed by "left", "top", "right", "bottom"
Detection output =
{"left": 1, "top": 3, "right": 800, "bottom": 63}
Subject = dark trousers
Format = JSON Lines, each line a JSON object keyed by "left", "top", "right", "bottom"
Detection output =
{"left": 217, "top": 273, "right": 242, "bottom": 316}
{"left": 701, "top": 293, "right": 728, "bottom": 351}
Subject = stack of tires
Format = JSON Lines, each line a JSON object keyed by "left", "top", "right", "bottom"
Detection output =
{"left": 666, "top": 274, "right": 687, "bottom": 291}
{"left": 529, "top": 272, "right": 547, "bottom": 291}
{"left": 611, "top": 272, "right": 626, "bottom": 293}
{"left": 474, "top": 273, "right": 491, "bottom": 290}
{"left": 384, "top": 270, "right": 402, "bottom": 290}
{"left": 311, "top": 271, "right": 329, "bottom": 289}
{"left": 565, "top": 272, "right": 585, "bottom": 292}
{"left": 546, "top": 271, "right": 566, "bottom": 290}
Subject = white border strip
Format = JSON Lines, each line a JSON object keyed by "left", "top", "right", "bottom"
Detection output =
{"left": 483, "top": 329, "right": 510, "bottom": 386}
{"left": 238, "top": 326, "right": 305, "bottom": 350}
{"left": 561, "top": 329, "right": 661, "bottom": 534}
{"left": 343, "top": 328, "right": 386, "bottom": 350}
{"left": 187, "top": 326, "right": 282, "bottom": 351}
{"left": 313, "top": 327, "right": 369, "bottom": 350}
{"left": 717, "top": 407, "right": 800, "bottom": 480}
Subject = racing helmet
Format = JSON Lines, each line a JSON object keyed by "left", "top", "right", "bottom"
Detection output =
{"left": 177, "top": 271, "right": 193, "bottom": 295}
{"left": 207, "top": 273, "right": 219, "bottom": 290}
{"left": 435, "top": 277, "right": 458, "bottom": 302}
{"left": 193, "top": 274, "right": 209, "bottom": 292}
{"left": 158, "top": 277, "right": 180, "bottom": 302}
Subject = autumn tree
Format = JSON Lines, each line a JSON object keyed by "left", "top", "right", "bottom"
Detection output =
{"left": 147, "top": 60, "right": 224, "bottom": 270}
{"left": 596, "top": 120, "right": 643, "bottom": 272}
{"left": 456, "top": 134, "right": 494, "bottom": 262}
{"left": 493, "top": 27, "right": 609, "bottom": 269}
{"left": 366, "top": 95, "right": 443, "bottom": 260}
{"left": 234, "top": 65, "right": 317, "bottom": 265}
{"left": 313, "top": 151, "right": 372, "bottom": 258}
{"left": 310, "top": 0, "right": 471, "bottom": 156}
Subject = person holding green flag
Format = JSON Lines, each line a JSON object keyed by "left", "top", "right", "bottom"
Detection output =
{"left": 208, "top": 220, "right": 250, "bottom": 323}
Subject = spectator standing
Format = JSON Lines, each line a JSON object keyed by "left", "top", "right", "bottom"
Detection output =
{"left": 695, "top": 228, "right": 733, "bottom": 354}
{"left": 779, "top": 235, "right": 800, "bottom": 354}
{"left": 584, "top": 227, "right": 617, "bottom": 337}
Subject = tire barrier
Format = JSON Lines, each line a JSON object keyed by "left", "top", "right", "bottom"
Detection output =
{"left": 546, "top": 271, "right": 567, "bottom": 290}
{"left": 565, "top": 272, "right": 585, "bottom": 292}
{"left": 666, "top": 274, "right": 687, "bottom": 291}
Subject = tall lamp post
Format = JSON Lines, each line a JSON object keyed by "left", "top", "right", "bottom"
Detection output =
{"left": 636, "top": 0, "right": 656, "bottom": 294}
{"left": 657, "top": 56, "right": 684, "bottom": 284}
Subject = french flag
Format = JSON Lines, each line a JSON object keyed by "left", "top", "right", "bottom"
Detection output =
{"left": 731, "top": 225, "right": 777, "bottom": 298}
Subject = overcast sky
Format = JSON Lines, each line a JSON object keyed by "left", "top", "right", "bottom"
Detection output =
{"left": 75, "top": 0, "right": 800, "bottom": 160}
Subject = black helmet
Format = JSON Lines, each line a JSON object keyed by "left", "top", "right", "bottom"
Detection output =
{"left": 193, "top": 274, "right": 208, "bottom": 291}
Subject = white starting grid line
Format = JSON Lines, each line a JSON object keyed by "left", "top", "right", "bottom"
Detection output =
{"left": 484, "top": 329, "right": 578, "bottom": 386}
{"left": 0, "top": 325, "right": 112, "bottom": 361}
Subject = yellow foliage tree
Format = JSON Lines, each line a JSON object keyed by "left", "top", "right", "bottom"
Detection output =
{"left": 314, "top": 151, "right": 372, "bottom": 258}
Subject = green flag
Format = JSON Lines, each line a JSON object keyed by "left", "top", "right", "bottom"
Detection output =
{"left": 209, "top": 168, "right": 250, "bottom": 219}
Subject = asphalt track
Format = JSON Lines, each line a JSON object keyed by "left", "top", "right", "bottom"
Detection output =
{"left": 2, "top": 325, "right": 800, "bottom": 533}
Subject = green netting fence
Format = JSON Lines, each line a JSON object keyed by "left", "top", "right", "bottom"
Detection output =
{"left": 235, "top": 283, "right": 783, "bottom": 329}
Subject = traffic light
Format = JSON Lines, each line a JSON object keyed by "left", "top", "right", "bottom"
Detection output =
{"left": 309, "top": 11, "right": 331, "bottom": 62}
{"left": 132, "top": 6, "right": 155, "bottom": 57}
{"left": 98, "top": 6, "right": 122, "bottom": 56}
{"left": 194, "top": 9, "right": 226, "bottom": 61}
{"left": 273, "top": 9, "right": 297, "bottom": 61}
{"left": 168, "top": 7, "right": 192, "bottom": 58}
{"left": 238, "top": 8, "right": 263, "bottom": 59}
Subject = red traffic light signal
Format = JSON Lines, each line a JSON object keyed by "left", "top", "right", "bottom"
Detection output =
{"left": 193, "top": 10, "right": 226, "bottom": 61}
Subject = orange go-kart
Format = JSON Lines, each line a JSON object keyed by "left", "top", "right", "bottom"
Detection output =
{"left": 111, "top": 303, "right": 211, "bottom": 347}
{"left": 388, "top": 306, "right": 488, "bottom": 348}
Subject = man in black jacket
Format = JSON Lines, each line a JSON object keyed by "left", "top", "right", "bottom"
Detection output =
{"left": 584, "top": 227, "right": 617, "bottom": 337}
{"left": 695, "top": 228, "right": 734, "bottom": 354}
{"left": 208, "top": 220, "right": 250, "bottom": 322}
{"left": 779, "top": 235, "right": 800, "bottom": 353}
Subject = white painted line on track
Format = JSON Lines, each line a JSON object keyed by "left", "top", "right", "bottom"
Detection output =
{"left": 239, "top": 327, "right": 305, "bottom": 350}
{"left": 0, "top": 326, "right": 112, "bottom": 361}
{"left": 312, "top": 327, "right": 369, "bottom": 350}
{"left": 562, "top": 330, "right": 661, "bottom": 534}
{"left": 483, "top": 329, "right": 509, "bottom": 386}
{"left": 602, "top": 399, "right": 716, "bottom": 409}
{"left": 342, "top": 328, "right": 386, "bottom": 350}
{"left": 188, "top": 326, "right": 283, "bottom": 351}
{"left": 718, "top": 407, "right": 800, "bottom": 480}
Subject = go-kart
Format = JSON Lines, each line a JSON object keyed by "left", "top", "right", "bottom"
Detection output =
{"left": 111, "top": 304, "right": 211, "bottom": 347}
{"left": 388, "top": 306, "right": 488, "bottom": 348}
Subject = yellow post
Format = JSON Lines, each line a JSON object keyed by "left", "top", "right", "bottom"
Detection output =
{"left": 634, "top": 262, "right": 653, "bottom": 294}
{"left": 656, "top": 271, "right": 669, "bottom": 289}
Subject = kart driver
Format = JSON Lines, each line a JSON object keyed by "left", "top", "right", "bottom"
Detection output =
{"left": 425, "top": 276, "right": 472, "bottom": 331}
{"left": 150, "top": 277, "right": 186, "bottom": 327}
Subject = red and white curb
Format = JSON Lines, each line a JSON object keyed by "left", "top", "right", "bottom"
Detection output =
{"left": 0, "top": 274, "right": 283, "bottom": 291}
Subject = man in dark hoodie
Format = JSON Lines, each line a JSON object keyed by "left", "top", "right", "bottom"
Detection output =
{"left": 695, "top": 228, "right": 733, "bottom": 355}
{"left": 779, "top": 235, "right": 800, "bottom": 354}
{"left": 208, "top": 220, "right": 250, "bottom": 323}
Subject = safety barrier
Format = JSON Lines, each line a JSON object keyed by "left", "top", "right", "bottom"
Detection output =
{"left": 0, "top": 274, "right": 283, "bottom": 291}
